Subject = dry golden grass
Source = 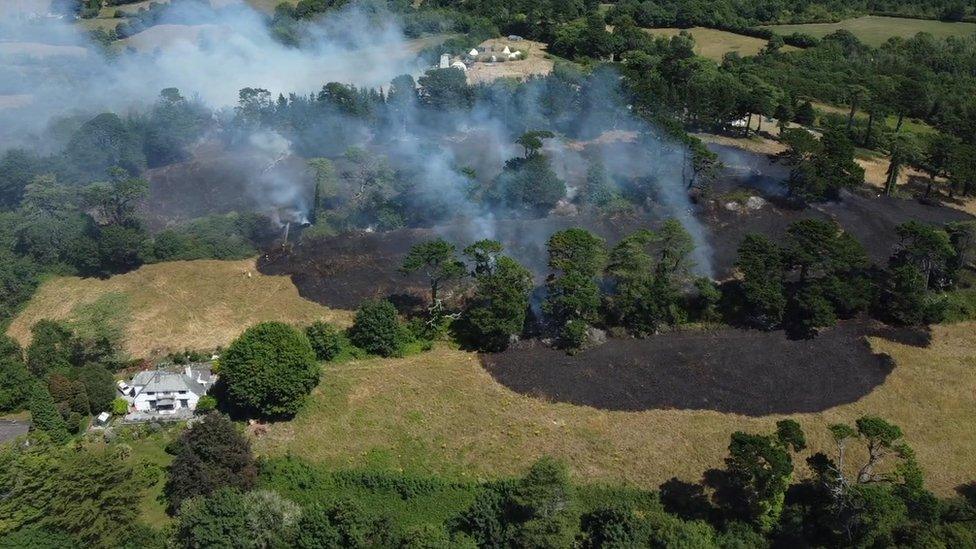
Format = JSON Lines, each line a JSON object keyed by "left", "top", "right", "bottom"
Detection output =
{"left": 7, "top": 259, "right": 350, "bottom": 358}
{"left": 256, "top": 323, "right": 976, "bottom": 496}
{"left": 643, "top": 27, "right": 798, "bottom": 61}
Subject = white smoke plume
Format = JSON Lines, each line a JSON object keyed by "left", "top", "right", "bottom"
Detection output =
{"left": 0, "top": 0, "right": 419, "bottom": 148}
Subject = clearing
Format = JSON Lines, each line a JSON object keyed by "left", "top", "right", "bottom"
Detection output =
{"left": 464, "top": 38, "right": 555, "bottom": 84}
{"left": 642, "top": 27, "right": 798, "bottom": 61}
{"left": 254, "top": 321, "right": 976, "bottom": 497}
{"left": 7, "top": 258, "right": 350, "bottom": 358}
{"left": 765, "top": 15, "right": 976, "bottom": 47}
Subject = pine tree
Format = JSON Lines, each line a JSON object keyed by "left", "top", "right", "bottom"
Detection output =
{"left": 28, "top": 383, "right": 69, "bottom": 443}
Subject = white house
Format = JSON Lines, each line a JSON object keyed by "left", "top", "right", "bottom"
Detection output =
{"left": 118, "top": 364, "right": 214, "bottom": 416}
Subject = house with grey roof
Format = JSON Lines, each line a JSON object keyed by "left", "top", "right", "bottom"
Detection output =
{"left": 118, "top": 364, "right": 214, "bottom": 418}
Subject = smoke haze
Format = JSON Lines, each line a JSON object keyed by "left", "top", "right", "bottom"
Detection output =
{"left": 0, "top": 0, "right": 715, "bottom": 276}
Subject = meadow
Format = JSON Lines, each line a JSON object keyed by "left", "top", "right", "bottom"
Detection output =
{"left": 766, "top": 15, "right": 976, "bottom": 47}
{"left": 643, "top": 27, "right": 798, "bottom": 61}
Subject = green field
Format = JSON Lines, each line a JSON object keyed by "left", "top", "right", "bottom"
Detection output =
{"left": 643, "top": 27, "right": 798, "bottom": 61}
{"left": 766, "top": 15, "right": 976, "bottom": 47}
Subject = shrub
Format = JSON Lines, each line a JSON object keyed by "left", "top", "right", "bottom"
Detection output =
{"left": 195, "top": 395, "right": 217, "bottom": 414}
{"left": 348, "top": 300, "right": 406, "bottom": 358}
{"left": 111, "top": 397, "right": 129, "bottom": 416}
{"left": 305, "top": 321, "right": 346, "bottom": 361}
{"left": 560, "top": 319, "right": 588, "bottom": 353}
{"left": 219, "top": 322, "right": 319, "bottom": 418}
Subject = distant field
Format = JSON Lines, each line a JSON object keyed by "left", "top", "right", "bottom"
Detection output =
{"left": 643, "top": 27, "right": 798, "bottom": 61}
{"left": 255, "top": 323, "right": 976, "bottom": 497}
{"left": 7, "top": 259, "right": 351, "bottom": 358}
{"left": 766, "top": 15, "right": 976, "bottom": 47}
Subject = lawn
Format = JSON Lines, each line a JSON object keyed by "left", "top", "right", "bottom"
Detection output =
{"left": 254, "top": 322, "right": 976, "bottom": 497}
{"left": 765, "top": 15, "right": 976, "bottom": 47}
{"left": 642, "top": 27, "right": 798, "bottom": 61}
{"left": 7, "top": 258, "right": 351, "bottom": 358}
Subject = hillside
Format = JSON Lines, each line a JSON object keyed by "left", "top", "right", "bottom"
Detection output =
{"left": 254, "top": 322, "right": 976, "bottom": 497}
{"left": 7, "top": 258, "right": 351, "bottom": 358}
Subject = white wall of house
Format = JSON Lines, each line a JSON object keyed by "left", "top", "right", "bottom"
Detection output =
{"left": 132, "top": 389, "right": 200, "bottom": 413}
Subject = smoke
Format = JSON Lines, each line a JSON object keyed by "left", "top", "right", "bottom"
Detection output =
{"left": 0, "top": 0, "right": 419, "bottom": 147}
{"left": 1, "top": 0, "right": 715, "bottom": 276}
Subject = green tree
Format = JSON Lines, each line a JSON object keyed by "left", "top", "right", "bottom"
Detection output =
{"left": 722, "top": 420, "right": 805, "bottom": 531}
{"left": 219, "top": 322, "right": 319, "bottom": 418}
{"left": 294, "top": 500, "right": 390, "bottom": 549}
{"left": 400, "top": 238, "right": 466, "bottom": 306}
{"left": 547, "top": 228, "right": 606, "bottom": 277}
{"left": 163, "top": 413, "right": 257, "bottom": 514}
{"left": 794, "top": 101, "right": 816, "bottom": 126}
{"left": 173, "top": 489, "right": 251, "bottom": 549}
{"left": 509, "top": 457, "right": 580, "bottom": 547}
{"left": 75, "top": 366, "right": 115, "bottom": 414}
{"left": 0, "top": 340, "right": 31, "bottom": 412}
{"left": 884, "top": 133, "right": 921, "bottom": 196}
{"left": 82, "top": 170, "right": 148, "bottom": 227}
{"left": 515, "top": 130, "right": 555, "bottom": 158}
{"left": 0, "top": 444, "right": 146, "bottom": 546}
{"left": 417, "top": 68, "right": 472, "bottom": 111}
{"left": 735, "top": 234, "right": 786, "bottom": 328}
{"left": 27, "top": 384, "right": 68, "bottom": 443}
{"left": 461, "top": 255, "right": 532, "bottom": 352}
{"left": 25, "top": 320, "right": 73, "bottom": 378}
{"left": 348, "top": 300, "right": 405, "bottom": 358}
{"left": 241, "top": 490, "right": 301, "bottom": 549}
{"left": 492, "top": 155, "right": 567, "bottom": 214}
{"left": 891, "top": 221, "right": 955, "bottom": 288}
{"left": 305, "top": 321, "right": 346, "bottom": 361}
{"left": 63, "top": 112, "right": 145, "bottom": 179}
{"left": 462, "top": 239, "right": 504, "bottom": 276}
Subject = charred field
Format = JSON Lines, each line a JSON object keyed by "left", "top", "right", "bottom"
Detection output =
{"left": 479, "top": 320, "right": 916, "bottom": 415}
{"left": 258, "top": 145, "right": 974, "bottom": 305}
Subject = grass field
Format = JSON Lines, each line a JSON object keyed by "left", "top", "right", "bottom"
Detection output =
{"left": 766, "top": 15, "right": 976, "bottom": 47}
{"left": 255, "top": 322, "right": 976, "bottom": 497}
{"left": 7, "top": 259, "right": 351, "bottom": 358}
{"left": 643, "top": 27, "right": 798, "bottom": 61}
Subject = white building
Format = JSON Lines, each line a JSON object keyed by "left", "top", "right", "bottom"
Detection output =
{"left": 119, "top": 364, "right": 214, "bottom": 416}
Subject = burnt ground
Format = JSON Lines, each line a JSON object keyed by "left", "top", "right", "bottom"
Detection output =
{"left": 257, "top": 212, "right": 662, "bottom": 309}
{"left": 704, "top": 144, "right": 974, "bottom": 276}
{"left": 479, "top": 320, "right": 914, "bottom": 415}
{"left": 142, "top": 143, "right": 313, "bottom": 230}
{"left": 258, "top": 228, "right": 433, "bottom": 310}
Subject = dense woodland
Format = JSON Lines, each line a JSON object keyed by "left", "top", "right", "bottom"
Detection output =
{"left": 2, "top": 0, "right": 976, "bottom": 546}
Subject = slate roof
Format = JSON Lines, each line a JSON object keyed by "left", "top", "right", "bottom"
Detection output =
{"left": 131, "top": 363, "right": 213, "bottom": 397}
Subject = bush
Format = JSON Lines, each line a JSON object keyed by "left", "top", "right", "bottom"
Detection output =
{"left": 111, "top": 397, "right": 128, "bottom": 416}
{"left": 561, "top": 319, "right": 588, "bottom": 353}
{"left": 305, "top": 321, "right": 346, "bottom": 361}
{"left": 348, "top": 300, "right": 406, "bottom": 358}
{"left": 195, "top": 395, "right": 217, "bottom": 414}
{"left": 219, "top": 322, "right": 319, "bottom": 418}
